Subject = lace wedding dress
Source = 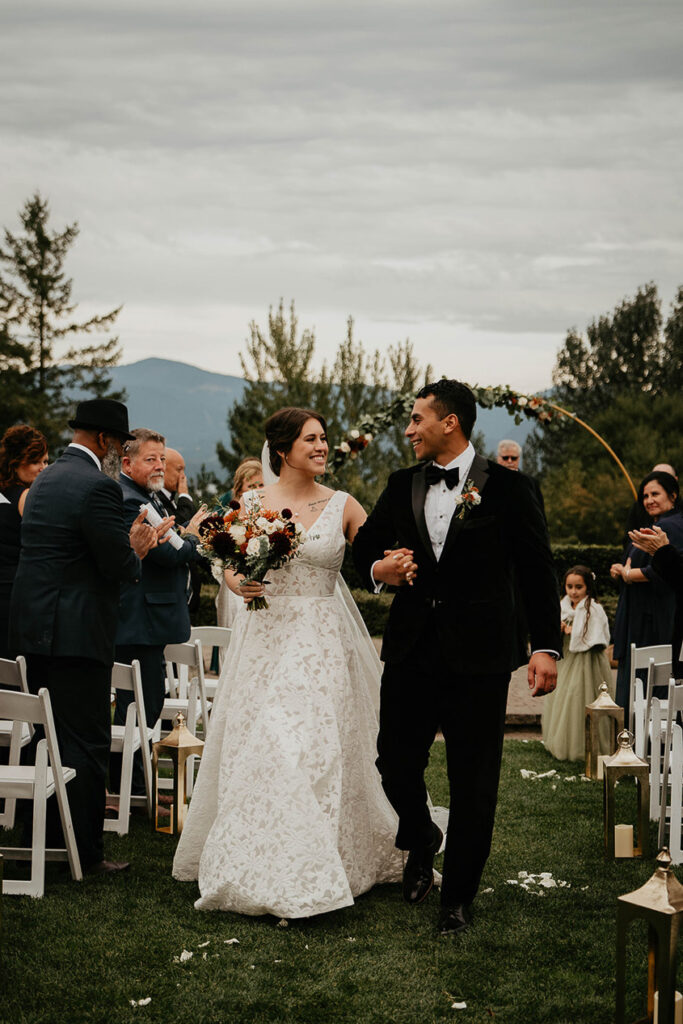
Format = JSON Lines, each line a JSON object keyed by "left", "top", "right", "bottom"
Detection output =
{"left": 172, "top": 490, "right": 403, "bottom": 917}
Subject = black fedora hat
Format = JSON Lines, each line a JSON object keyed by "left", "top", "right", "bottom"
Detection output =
{"left": 68, "top": 398, "right": 135, "bottom": 441}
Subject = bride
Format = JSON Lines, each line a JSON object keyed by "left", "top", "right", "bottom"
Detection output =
{"left": 172, "top": 406, "right": 403, "bottom": 917}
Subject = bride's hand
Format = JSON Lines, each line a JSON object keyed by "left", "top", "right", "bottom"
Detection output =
{"left": 236, "top": 579, "right": 267, "bottom": 604}
{"left": 373, "top": 547, "right": 418, "bottom": 587}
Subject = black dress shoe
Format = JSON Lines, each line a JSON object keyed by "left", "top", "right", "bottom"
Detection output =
{"left": 438, "top": 904, "right": 469, "bottom": 936}
{"left": 85, "top": 859, "right": 131, "bottom": 876}
{"left": 402, "top": 823, "right": 443, "bottom": 905}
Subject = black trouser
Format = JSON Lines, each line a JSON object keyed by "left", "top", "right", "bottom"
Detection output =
{"left": 377, "top": 624, "right": 509, "bottom": 907}
{"left": 109, "top": 644, "right": 165, "bottom": 796}
{"left": 23, "top": 654, "right": 111, "bottom": 870}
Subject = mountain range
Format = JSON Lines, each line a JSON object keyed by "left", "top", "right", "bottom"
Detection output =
{"left": 109, "top": 358, "right": 537, "bottom": 479}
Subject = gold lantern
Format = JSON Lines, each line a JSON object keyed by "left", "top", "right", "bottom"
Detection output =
{"left": 616, "top": 848, "right": 683, "bottom": 1024}
{"left": 152, "top": 713, "right": 204, "bottom": 834}
{"left": 604, "top": 730, "right": 650, "bottom": 860}
{"left": 585, "top": 682, "right": 624, "bottom": 780}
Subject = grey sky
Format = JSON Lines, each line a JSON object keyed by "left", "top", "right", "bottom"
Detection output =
{"left": 2, "top": 1, "right": 682, "bottom": 389}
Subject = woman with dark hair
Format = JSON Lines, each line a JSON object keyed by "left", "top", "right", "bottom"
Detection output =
{"left": 611, "top": 471, "right": 683, "bottom": 712}
{"left": 0, "top": 424, "right": 48, "bottom": 657}
{"left": 174, "top": 407, "right": 403, "bottom": 917}
{"left": 542, "top": 565, "right": 613, "bottom": 760}
{"left": 629, "top": 525, "right": 683, "bottom": 678}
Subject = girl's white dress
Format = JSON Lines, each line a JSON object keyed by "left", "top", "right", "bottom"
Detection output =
{"left": 172, "top": 490, "right": 403, "bottom": 917}
{"left": 542, "top": 594, "right": 614, "bottom": 761}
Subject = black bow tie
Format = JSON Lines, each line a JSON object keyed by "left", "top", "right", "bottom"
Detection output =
{"left": 425, "top": 464, "right": 460, "bottom": 490}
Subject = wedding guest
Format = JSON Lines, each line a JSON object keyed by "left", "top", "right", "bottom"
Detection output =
{"left": 215, "top": 458, "right": 264, "bottom": 632}
{"left": 629, "top": 525, "right": 683, "bottom": 678}
{"left": 542, "top": 565, "right": 614, "bottom": 761}
{"left": 159, "top": 446, "right": 202, "bottom": 617}
{"left": 496, "top": 439, "right": 521, "bottom": 468}
{"left": 0, "top": 425, "right": 48, "bottom": 658}
{"left": 622, "top": 462, "right": 678, "bottom": 550}
{"left": 611, "top": 471, "right": 683, "bottom": 715}
{"left": 9, "top": 399, "right": 160, "bottom": 875}
{"left": 111, "top": 429, "right": 206, "bottom": 799}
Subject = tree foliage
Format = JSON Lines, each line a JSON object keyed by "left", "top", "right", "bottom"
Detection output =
{"left": 216, "top": 299, "right": 433, "bottom": 508}
{"left": 0, "top": 192, "right": 125, "bottom": 448}
{"left": 526, "top": 283, "right": 683, "bottom": 543}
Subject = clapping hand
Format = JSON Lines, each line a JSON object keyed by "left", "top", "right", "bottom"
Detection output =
{"left": 180, "top": 505, "right": 209, "bottom": 539}
{"left": 129, "top": 509, "right": 159, "bottom": 558}
{"left": 628, "top": 525, "right": 669, "bottom": 555}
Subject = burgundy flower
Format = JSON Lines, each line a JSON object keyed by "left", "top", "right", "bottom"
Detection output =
{"left": 228, "top": 499, "right": 241, "bottom": 510}
{"left": 199, "top": 513, "right": 226, "bottom": 536}
{"left": 269, "top": 532, "right": 292, "bottom": 556}
{"left": 210, "top": 532, "right": 237, "bottom": 558}
{"left": 281, "top": 508, "right": 293, "bottom": 519}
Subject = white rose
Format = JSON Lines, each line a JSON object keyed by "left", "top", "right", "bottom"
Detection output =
{"left": 471, "top": 492, "right": 482, "bottom": 505}
{"left": 229, "top": 524, "right": 247, "bottom": 545}
{"left": 272, "top": 519, "right": 284, "bottom": 531}
{"left": 255, "top": 516, "right": 270, "bottom": 531}
{"left": 365, "top": 433, "right": 373, "bottom": 442}
{"left": 349, "top": 429, "right": 360, "bottom": 439}
{"left": 517, "top": 396, "right": 527, "bottom": 407}
{"left": 339, "top": 441, "right": 351, "bottom": 453}
{"left": 246, "top": 536, "right": 261, "bottom": 557}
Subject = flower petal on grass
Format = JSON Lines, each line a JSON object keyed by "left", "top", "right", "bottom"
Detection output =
{"left": 130, "top": 998, "right": 152, "bottom": 1006}
{"left": 451, "top": 1001, "right": 467, "bottom": 1009}
{"left": 224, "top": 938, "right": 240, "bottom": 945}
{"left": 277, "top": 919, "right": 289, "bottom": 928}
{"left": 198, "top": 941, "right": 210, "bottom": 948}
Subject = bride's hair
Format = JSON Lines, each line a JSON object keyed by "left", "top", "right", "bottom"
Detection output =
{"left": 264, "top": 407, "right": 327, "bottom": 475}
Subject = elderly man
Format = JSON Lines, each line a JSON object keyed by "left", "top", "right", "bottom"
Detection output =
{"left": 496, "top": 439, "right": 522, "bottom": 468}
{"left": 158, "top": 446, "right": 202, "bottom": 617}
{"left": 9, "top": 399, "right": 161, "bottom": 875}
{"left": 110, "top": 429, "right": 205, "bottom": 798}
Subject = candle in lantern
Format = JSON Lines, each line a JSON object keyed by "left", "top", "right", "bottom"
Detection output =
{"left": 654, "top": 989, "right": 683, "bottom": 1024}
{"left": 614, "top": 824, "right": 634, "bottom": 858}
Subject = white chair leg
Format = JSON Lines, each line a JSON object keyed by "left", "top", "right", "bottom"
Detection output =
{"left": 30, "top": 742, "right": 48, "bottom": 898}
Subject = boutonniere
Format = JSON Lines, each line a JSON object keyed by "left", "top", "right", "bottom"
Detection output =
{"left": 453, "top": 479, "right": 482, "bottom": 519}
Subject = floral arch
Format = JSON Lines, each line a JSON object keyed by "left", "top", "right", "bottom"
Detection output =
{"left": 330, "top": 384, "right": 637, "bottom": 499}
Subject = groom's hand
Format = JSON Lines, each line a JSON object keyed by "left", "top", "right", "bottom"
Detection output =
{"left": 527, "top": 652, "right": 557, "bottom": 697}
{"left": 372, "top": 548, "right": 418, "bottom": 587}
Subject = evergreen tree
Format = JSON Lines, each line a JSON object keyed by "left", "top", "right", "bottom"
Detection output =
{"left": 216, "top": 300, "right": 432, "bottom": 508}
{"left": 0, "top": 192, "right": 125, "bottom": 447}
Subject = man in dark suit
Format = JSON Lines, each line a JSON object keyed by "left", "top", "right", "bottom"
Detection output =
{"left": 110, "top": 429, "right": 205, "bottom": 797}
{"left": 9, "top": 399, "right": 160, "bottom": 874}
{"left": 353, "top": 380, "right": 561, "bottom": 937}
{"left": 158, "top": 446, "right": 202, "bottom": 618}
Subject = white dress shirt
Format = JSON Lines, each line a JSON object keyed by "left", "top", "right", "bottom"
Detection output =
{"left": 68, "top": 442, "right": 101, "bottom": 470}
{"left": 423, "top": 443, "right": 475, "bottom": 560}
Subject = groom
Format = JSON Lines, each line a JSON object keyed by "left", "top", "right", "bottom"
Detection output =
{"left": 353, "top": 380, "right": 561, "bottom": 936}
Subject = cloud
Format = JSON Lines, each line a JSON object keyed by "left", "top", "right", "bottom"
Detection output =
{"left": 0, "top": 0, "right": 681, "bottom": 385}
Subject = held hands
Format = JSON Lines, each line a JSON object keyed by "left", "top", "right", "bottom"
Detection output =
{"left": 528, "top": 652, "right": 558, "bottom": 697}
{"left": 609, "top": 559, "right": 631, "bottom": 581}
{"left": 372, "top": 547, "right": 418, "bottom": 587}
{"left": 628, "top": 525, "right": 669, "bottom": 555}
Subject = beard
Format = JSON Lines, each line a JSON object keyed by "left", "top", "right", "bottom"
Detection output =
{"left": 102, "top": 442, "right": 123, "bottom": 480}
{"left": 148, "top": 474, "right": 165, "bottom": 492}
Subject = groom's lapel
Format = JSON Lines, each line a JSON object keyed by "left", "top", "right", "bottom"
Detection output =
{"left": 440, "top": 453, "right": 491, "bottom": 561}
{"left": 411, "top": 465, "right": 436, "bottom": 563}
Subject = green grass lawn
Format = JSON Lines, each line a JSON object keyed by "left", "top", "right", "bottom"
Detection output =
{"left": 2, "top": 740, "right": 679, "bottom": 1024}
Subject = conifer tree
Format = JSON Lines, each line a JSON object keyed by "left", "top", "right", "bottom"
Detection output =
{"left": 0, "top": 192, "right": 124, "bottom": 446}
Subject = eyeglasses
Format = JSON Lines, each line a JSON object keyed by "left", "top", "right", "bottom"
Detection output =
{"left": 500, "top": 455, "right": 519, "bottom": 462}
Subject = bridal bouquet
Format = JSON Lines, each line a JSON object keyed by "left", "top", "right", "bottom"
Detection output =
{"left": 198, "top": 497, "right": 305, "bottom": 611}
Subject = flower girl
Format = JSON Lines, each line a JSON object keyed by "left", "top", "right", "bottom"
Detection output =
{"left": 542, "top": 565, "right": 614, "bottom": 761}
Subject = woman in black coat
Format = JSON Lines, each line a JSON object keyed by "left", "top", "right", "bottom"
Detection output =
{"left": 629, "top": 524, "right": 683, "bottom": 678}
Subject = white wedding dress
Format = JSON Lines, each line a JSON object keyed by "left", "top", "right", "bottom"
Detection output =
{"left": 172, "top": 490, "right": 403, "bottom": 917}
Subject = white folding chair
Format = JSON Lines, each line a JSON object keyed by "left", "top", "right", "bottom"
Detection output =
{"left": 0, "top": 656, "right": 32, "bottom": 828}
{"left": 190, "top": 625, "right": 232, "bottom": 701}
{"left": 0, "top": 687, "right": 82, "bottom": 897}
{"left": 628, "top": 642, "right": 671, "bottom": 735}
{"left": 160, "top": 639, "right": 209, "bottom": 794}
{"left": 657, "top": 679, "right": 683, "bottom": 860}
{"left": 106, "top": 660, "right": 153, "bottom": 835}
{"left": 635, "top": 658, "right": 671, "bottom": 760}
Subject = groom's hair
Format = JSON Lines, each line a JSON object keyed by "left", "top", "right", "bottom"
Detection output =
{"left": 416, "top": 380, "right": 476, "bottom": 440}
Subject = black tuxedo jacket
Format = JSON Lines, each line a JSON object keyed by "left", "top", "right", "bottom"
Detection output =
{"left": 115, "top": 475, "right": 202, "bottom": 647}
{"left": 353, "top": 454, "right": 561, "bottom": 674}
{"left": 9, "top": 447, "right": 141, "bottom": 666}
{"left": 158, "top": 489, "right": 195, "bottom": 526}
